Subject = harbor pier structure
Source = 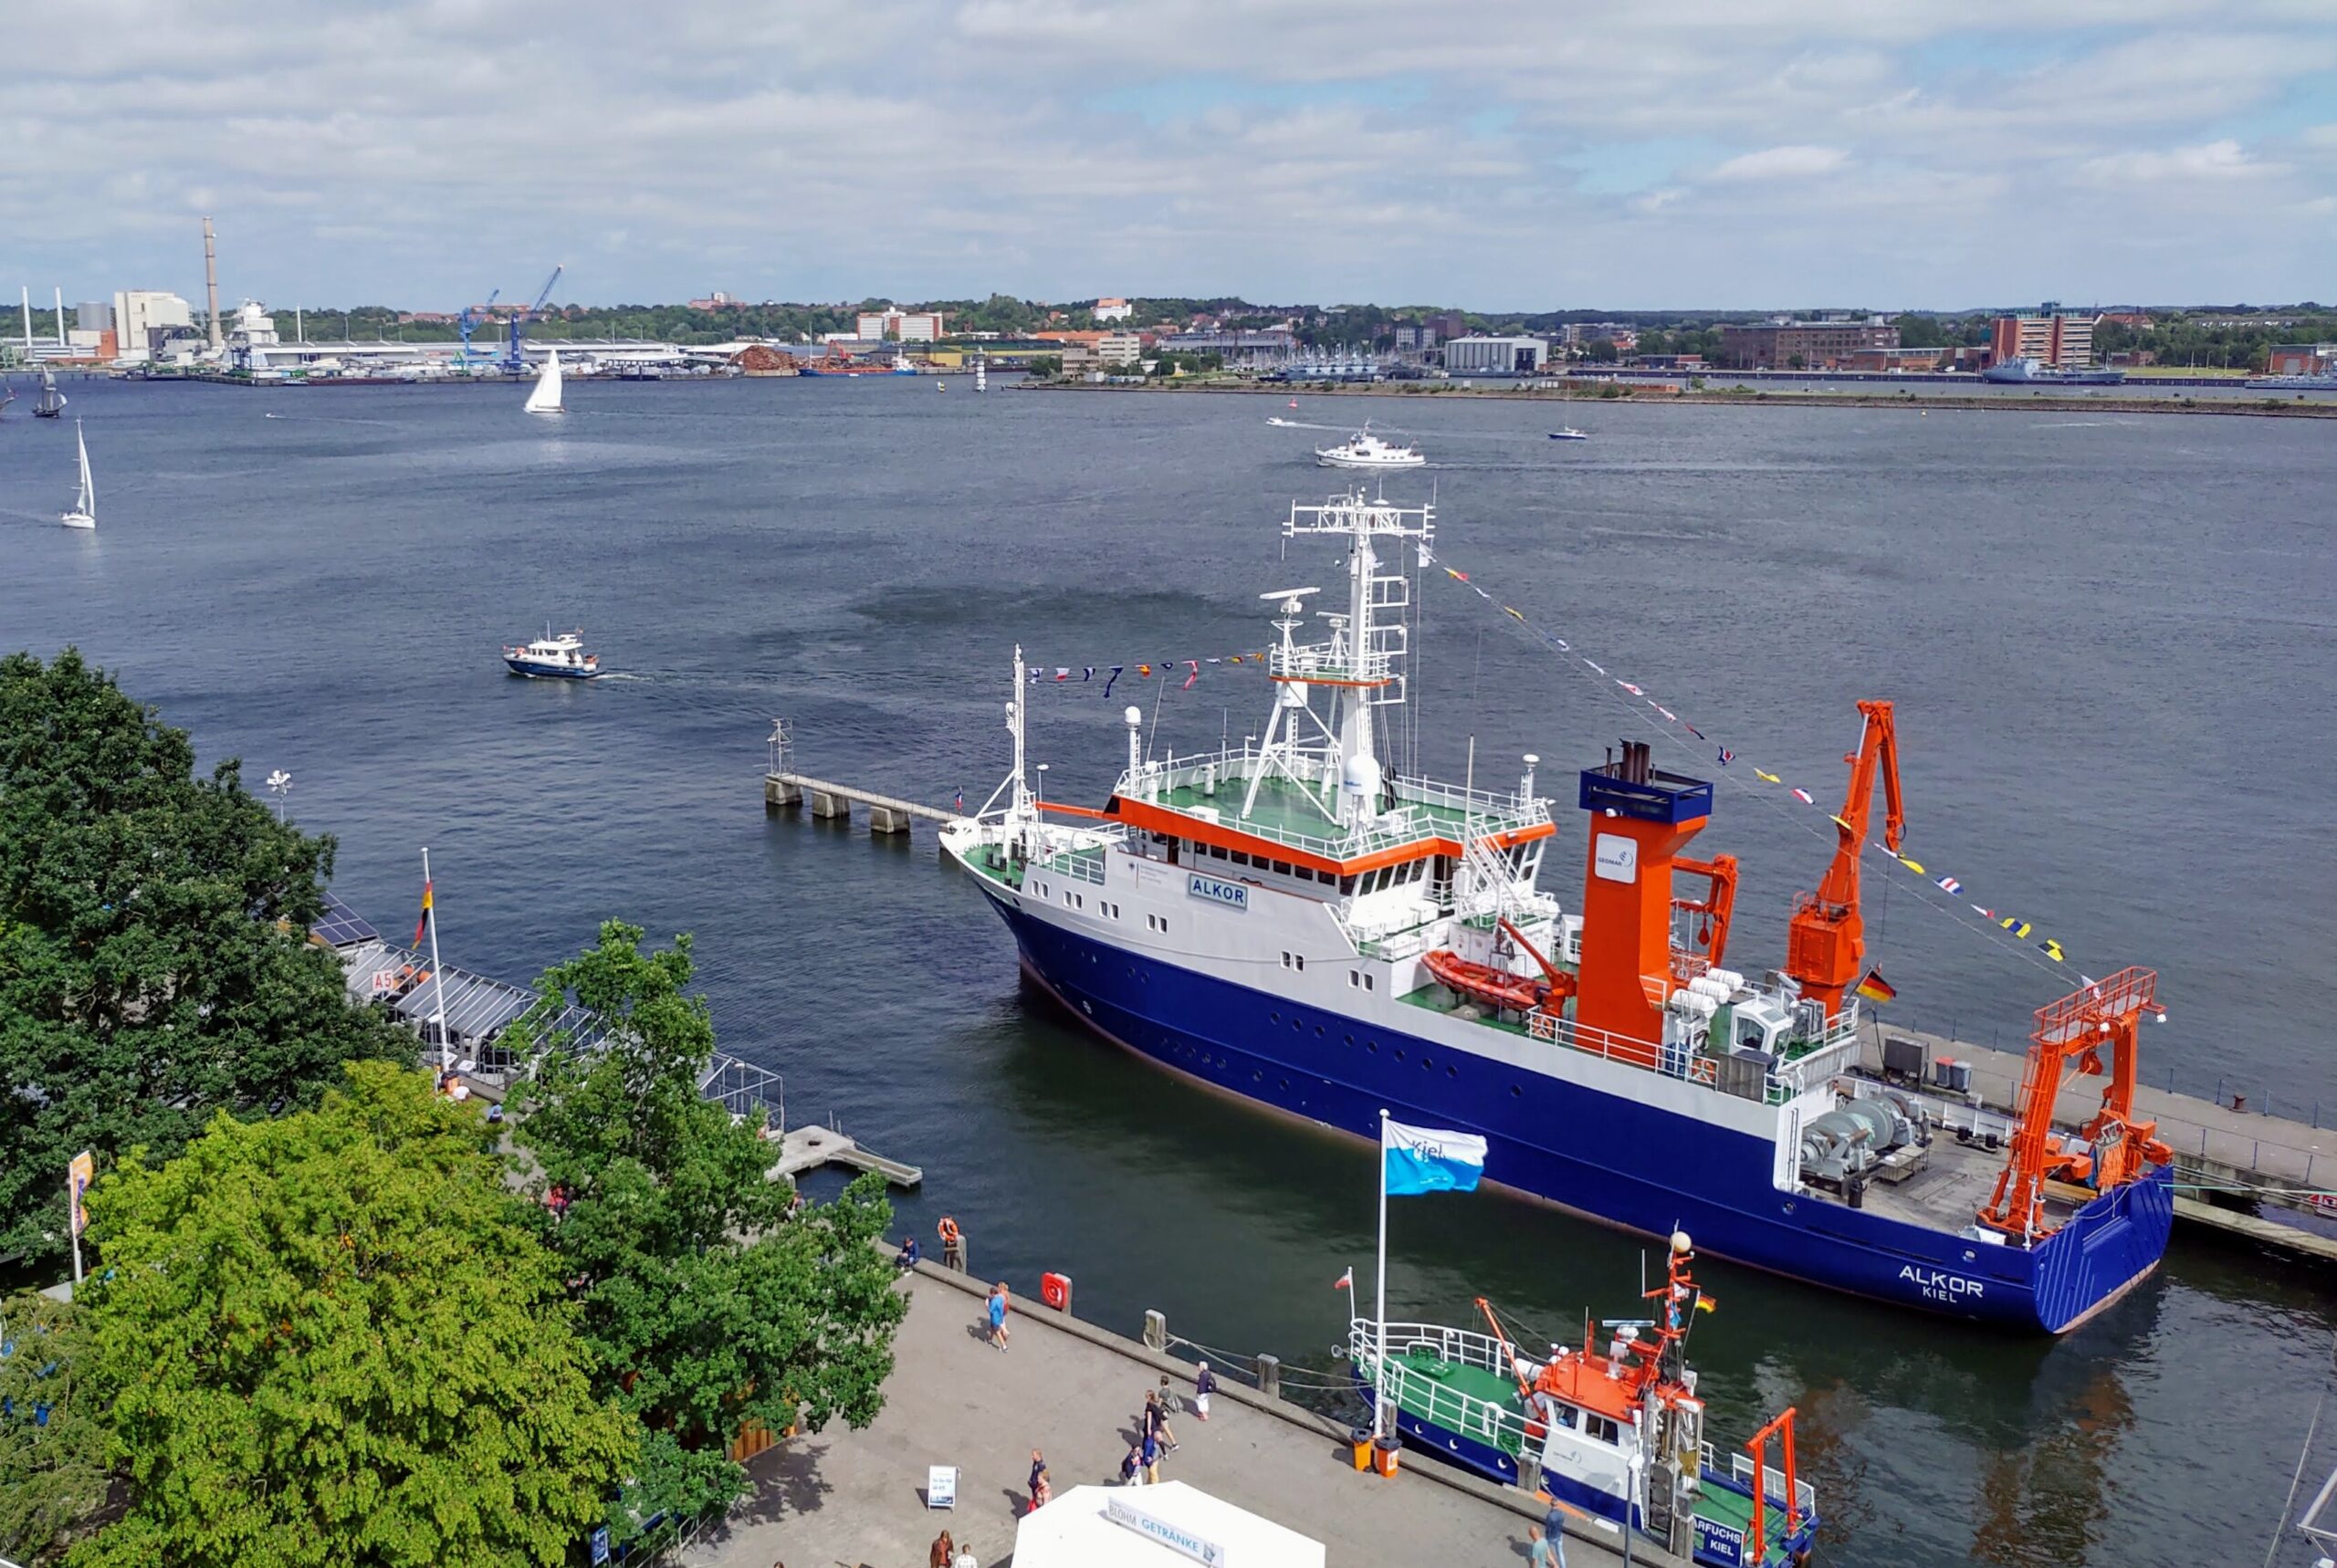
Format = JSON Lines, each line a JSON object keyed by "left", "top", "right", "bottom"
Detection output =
{"left": 685, "top": 1262, "right": 1661, "bottom": 1568}
{"left": 762, "top": 718, "right": 964, "bottom": 836}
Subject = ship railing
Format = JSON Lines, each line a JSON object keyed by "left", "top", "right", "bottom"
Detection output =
{"left": 1701, "top": 1446, "right": 1817, "bottom": 1519}
{"left": 1039, "top": 843, "right": 1108, "bottom": 885}
{"left": 1772, "top": 1026, "right": 1862, "bottom": 1097}
{"left": 1529, "top": 1012, "right": 1718, "bottom": 1087}
{"left": 1357, "top": 923, "right": 1436, "bottom": 961}
{"left": 1349, "top": 1318, "right": 1522, "bottom": 1446}
{"left": 1391, "top": 772, "right": 1551, "bottom": 830}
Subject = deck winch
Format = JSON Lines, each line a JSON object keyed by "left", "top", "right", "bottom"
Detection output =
{"left": 1797, "top": 1088, "right": 1928, "bottom": 1189}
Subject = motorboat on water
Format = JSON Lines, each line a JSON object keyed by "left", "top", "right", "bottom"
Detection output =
{"left": 502, "top": 627, "right": 601, "bottom": 679}
{"left": 60, "top": 419, "right": 96, "bottom": 529}
{"left": 1356, "top": 1236, "right": 1819, "bottom": 1566}
{"left": 1549, "top": 427, "right": 1588, "bottom": 441}
{"left": 1315, "top": 424, "right": 1425, "bottom": 469}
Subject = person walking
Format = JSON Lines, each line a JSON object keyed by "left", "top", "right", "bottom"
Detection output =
{"left": 1193, "top": 1361, "right": 1216, "bottom": 1422}
{"left": 1027, "top": 1448, "right": 1052, "bottom": 1511}
{"left": 927, "top": 1529, "right": 954, "bottom": 1568}
{"left": 1119, "top": 1442, "right": 1146, "bottom": 1486}
{"left": 1140, "top": 1426, "right": 1162, "bottom": 1484}
{"left": 986, "top": 1281, "right": 1011, "bottom": 1351}
{"left": 1144, "top": 1388, "right": 1179, "bottom": 1451}
{"left": 1529, "top": 1521, "right": 1566, "bottom": 1568}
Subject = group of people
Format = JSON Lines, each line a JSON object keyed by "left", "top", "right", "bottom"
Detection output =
{"left": 1115, "top": 1375, "right": 1203, "bottom": 1488}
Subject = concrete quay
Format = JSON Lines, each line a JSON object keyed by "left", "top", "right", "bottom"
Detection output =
{"left": 686, "top": 1262, "right": 1665, "bottom": 1568}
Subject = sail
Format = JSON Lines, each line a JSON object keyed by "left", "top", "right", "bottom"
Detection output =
{"left": 524, "top": 349, "right": 564, "bottom": 413}
{"left": 36, "top": 368, "right": 66, "bottom": 414}
{"left": 77, "top": 423, "right": 94, "bottom": 513}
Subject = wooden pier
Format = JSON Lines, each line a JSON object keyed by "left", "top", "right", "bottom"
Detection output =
{"left": 763, "top": 770, "right": 964, "bottom": 836}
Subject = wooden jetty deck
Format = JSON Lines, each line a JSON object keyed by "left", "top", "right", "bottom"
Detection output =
{"left": 684, "top": 1262, "right": 1667, "bottom": 1568}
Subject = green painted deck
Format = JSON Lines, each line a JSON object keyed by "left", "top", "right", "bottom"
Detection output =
{"left": 1690, "top": 1480, "right": 1806, "bottom": 1567}
{"left": 1145, "top": 770, "right": 1525, "bottom": 859}
{"left": 1389, "top": 1345, "right": 1527, "bottom": 1458}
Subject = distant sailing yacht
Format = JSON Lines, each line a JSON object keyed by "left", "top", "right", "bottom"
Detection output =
{"left": 524, "top": 349, "right": 565, "bottom": 414}
{"left": 60, "top": 420, "right": 96, "bottom": 529}
{"left": 33, "top": 367, "right": 66, "bottom": 418}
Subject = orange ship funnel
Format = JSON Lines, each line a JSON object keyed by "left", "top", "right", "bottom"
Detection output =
{"left": 1575, "top": 742, "right": 1713, "bottom": 1056}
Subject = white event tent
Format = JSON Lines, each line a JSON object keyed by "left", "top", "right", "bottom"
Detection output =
{"left": 1011, "top": 1480, "right": 1326, "bottom": 1568}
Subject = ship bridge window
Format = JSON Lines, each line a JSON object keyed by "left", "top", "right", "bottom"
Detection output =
{"left": 1582, "top": 1412, "right": 1621, "bottom": 1446}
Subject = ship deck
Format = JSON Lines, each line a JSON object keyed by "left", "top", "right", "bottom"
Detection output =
{"left": 1124, "top": 756, "right": 1547, "bottom": 862}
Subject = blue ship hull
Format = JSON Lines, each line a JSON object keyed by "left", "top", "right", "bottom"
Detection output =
{"left": 503, "top": 658, "right": 598, "bottom": 679}
{"left": 989, "top": 899, "right": 2171, "bottom": 1332}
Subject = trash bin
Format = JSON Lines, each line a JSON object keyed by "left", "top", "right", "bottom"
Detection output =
{"left": 1372, "top": 1434, "right": 1402, "bottom": 1478}
{"left": 1350, "top": 1427, "right": 1375, "bottom": 1471}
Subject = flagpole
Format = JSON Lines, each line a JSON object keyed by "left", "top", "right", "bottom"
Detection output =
{"left": 1375, "top": 1106, "right": 1389, "bottom": 1443}
{"left": 423, "top": 847, "right": 450, "bottom": 1074}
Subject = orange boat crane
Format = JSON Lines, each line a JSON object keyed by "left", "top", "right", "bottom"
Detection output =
{"left": 1672, "top": 852, "right": 1740, "bottom": 972}
{"left": 1785, "top": 698, "right": 1903, "bottom": 1022}
{"left": 1977, "top": 967, "right": 2172, "bottom": 1242}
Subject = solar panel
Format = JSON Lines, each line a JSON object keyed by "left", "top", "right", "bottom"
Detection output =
{"left": 311, "top": 893, "right": 381, "bottom": 949}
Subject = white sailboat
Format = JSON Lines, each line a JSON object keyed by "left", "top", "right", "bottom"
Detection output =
{"left": 524, "top": 349, "right": 565, "bottom": 414}
{"left": 60, "top": 420, "right": 96, "bottom": 529}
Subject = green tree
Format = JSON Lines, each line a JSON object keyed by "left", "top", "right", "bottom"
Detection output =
{"left": 1586, "top": 338, "right": 1620, "bottom": 363}
{"left": 508, "top": 924, "right": 907, "bottom": 1542}
{"left": 0, "top": 1291, "right": 109, "bottom": 1564}
{"left": 1025, "top": 353, "right": 1061, "bottom": 379}
{"left": 68, "top": 1061, "right": 633, "bottom": 1568}
{"left": 0, "top": 650, "right": 414, "bottom": 1272}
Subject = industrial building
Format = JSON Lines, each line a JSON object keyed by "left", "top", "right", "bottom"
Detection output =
{"left": 111, "top": 289, "right": 194, "bottom": 362}
{"left": 1988, "top": 306, "right": 2097, "bottom": 370}
{"left": 855, "top": 308, "right": 947, "bottom": 342}
{"left": 1716, "top": 318, "right": 1899, "bottom": 370}
{"left": 1442, "top": 335, "right": 1546, "bottom": 375}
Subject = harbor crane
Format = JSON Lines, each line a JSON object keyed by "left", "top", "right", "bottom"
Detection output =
{"left": 500, "top": 265, "right": 565, "bottom": 374}
{"left": 455, "top": 288, "right": 499, "bottom": 368}
{"left": 1783, "top": 698, "right": 1903, "bottom": 1022}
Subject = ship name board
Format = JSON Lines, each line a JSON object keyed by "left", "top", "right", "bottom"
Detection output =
{"left": 1187, "top": 873, "right": 1249, "bottom": 912}
{"left": 1899, "top": 1263, "right": 1984, "bottom": 1301}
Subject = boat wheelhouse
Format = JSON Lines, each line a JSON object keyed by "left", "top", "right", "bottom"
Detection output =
{"left": 940, "top": 489, "right": 2175, "bottom": 1333}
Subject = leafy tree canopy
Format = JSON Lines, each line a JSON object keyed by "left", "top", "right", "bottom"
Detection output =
{"left": 0, "top": 1290, "right": 109, "bottom": 1565}
{"left": 508, "top": 923, "right": 907, "bottom": 1539}
{"left": 0, "top": 649, "right": 414, "bottom": 1273}
{"left": 68, "top": 1061, "right": 634, "bottom": 1568}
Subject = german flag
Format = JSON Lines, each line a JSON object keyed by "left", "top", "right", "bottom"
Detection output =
{"left": 414, "top": 880, "right": 434, "bottom": 947}
{"left": 1855, "top": 967, "right": 1898, "bottom": 1005}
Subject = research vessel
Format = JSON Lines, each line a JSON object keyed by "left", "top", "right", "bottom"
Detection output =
{"left": 938, "top": 489, "right": 2175, "bottom": 1332}
{"left": 1358, "top": 1236, "right": 1818, "bottom": 1567}
{"left": 1979, "top": 357, "right": 2125, "bottom": 386}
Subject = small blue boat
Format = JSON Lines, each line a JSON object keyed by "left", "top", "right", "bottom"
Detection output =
{"left": 502, "top": 627, "right": 602, "bottom": 680}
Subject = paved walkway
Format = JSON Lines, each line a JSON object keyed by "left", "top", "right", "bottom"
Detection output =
{"left": 686, "top": 1264, "right": 1656, "bottom": 1568}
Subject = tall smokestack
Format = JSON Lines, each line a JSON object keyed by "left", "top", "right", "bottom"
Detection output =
{"left": 54, "top": 287, "right": 66, "bottom": 347}
{"left": 18, "top": 286, "right": 28, "bottom": 350}
{"left": 203, "top": 216, "right": 223, "bottom": 351}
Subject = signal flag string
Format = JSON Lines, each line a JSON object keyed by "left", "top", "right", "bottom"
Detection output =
{"left": 1430, "top": 554, "right": 2100, "bottom": 989}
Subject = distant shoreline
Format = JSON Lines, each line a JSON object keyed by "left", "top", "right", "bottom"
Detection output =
{"left": 1027, "top": 379, "right": 2337, "bottom": 418}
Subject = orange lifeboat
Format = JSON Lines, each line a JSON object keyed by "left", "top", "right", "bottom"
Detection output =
{"left": 1424, "top": 948, "right": 1549, "bottom": 1013}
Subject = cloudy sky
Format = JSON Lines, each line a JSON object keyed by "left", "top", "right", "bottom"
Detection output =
{"left": 15, "top": 0, "right": 2336, "bottom": 312}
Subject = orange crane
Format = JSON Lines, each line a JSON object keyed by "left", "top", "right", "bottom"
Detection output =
{"left": 1785, "top": 699, "right": 1903, "bottom": 1021}
{"left": 1977, "top": 967, "right": 2171, "bottom": 1243}
{"left": 1673, "top": 852, "right": 1740, "bottom": 971}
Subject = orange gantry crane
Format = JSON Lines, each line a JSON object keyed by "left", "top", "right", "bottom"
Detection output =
{"left": 1977, "top": 967, "right": 2171, "bottom": 1243}
{"left": 1785, "top": 699, "right": 1904, "bottom": 1022}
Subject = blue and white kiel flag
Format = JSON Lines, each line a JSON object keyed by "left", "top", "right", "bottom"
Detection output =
{"left": 1382, "top": 1118, "right": 1487, "bottom": 1196}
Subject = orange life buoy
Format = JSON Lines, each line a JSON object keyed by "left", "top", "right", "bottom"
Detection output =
{"left": 937, "top": 1216, "right": 961, "bottom": 1245}
{"left": 1040, "top": 1271, "right": 1070, "bottom": 1311}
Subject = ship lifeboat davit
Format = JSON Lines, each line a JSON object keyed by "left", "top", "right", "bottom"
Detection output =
{"left": 1424, "top": 948, "right": 1551, "bottom": 1014}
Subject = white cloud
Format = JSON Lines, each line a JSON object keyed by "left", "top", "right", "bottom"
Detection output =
{"left": 2081, "top": 139, "right": 2284, "bottom": 184}
{"left": 1709, "top": 145, "right": 1851, "bottom": 182}
{"left": 8, "top": 0, "right": 2335, "bottom": 308}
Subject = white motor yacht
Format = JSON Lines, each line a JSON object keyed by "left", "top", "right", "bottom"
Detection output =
{"left": 1315, "top": 424, "right": 1425, "bottom": 469}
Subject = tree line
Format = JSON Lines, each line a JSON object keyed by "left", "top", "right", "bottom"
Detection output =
{"left": 0, "top": 651, "right": 905, "bottom": 1567}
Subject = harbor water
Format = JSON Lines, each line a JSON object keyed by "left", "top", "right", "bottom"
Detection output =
{"left": 3, "top": 377, "right": 2331, "bottom": 1565}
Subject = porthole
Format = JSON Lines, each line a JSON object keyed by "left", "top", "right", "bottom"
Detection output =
{"left": 1509, "top": 1085, "right": 1523, "bottom": 1097}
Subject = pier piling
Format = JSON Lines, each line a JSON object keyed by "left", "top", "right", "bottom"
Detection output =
{"left": 1144, "top": 1309, "right": 1168, "bottom": 1351}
